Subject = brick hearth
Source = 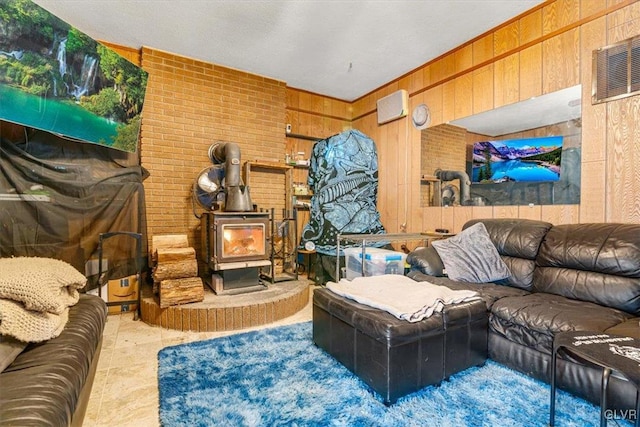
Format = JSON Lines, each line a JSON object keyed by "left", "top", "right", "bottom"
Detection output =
{"left": 140, "top": 280, "right": 310, "bottom": 332}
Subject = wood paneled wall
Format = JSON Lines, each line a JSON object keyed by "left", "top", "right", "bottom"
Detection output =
{"left": 106, "top": 0, "right": 640, "bottom": 244}
{"left": 352, "top": 0, "right": 640, "bottom": 232}
{"left": 285, "top": 88, "right": 353, "bottom": 240}
{"left": 285, "top": 88, "right": 352, "bottom": 184}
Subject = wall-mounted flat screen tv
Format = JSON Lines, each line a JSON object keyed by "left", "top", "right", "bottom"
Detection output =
{"left": 0, "top": 0, "right": 147, "bottom": 152}
{"left": 471, "top": 136, "right": 563, "bottom": 184}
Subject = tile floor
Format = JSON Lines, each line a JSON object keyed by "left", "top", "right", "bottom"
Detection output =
{"left": 83, "top": 283, "right": 316, "bottom": 427}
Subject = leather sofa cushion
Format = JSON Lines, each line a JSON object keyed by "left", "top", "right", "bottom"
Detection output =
{"left": 496, "top": 256, "right": 536, "bottom": 291}
{"left": 0, "top": 294, "right": 107, "bottom": 426}
{"left": 605, "top": 318, "right": 640, "bottom": 339}
{"left": 407, "top": 245, "right": 445, "bottom": 276}
{"left": 464, "top": 218, "right": 552, "bottom": 260}
{"left": 534, "top": 223, "right": 640, "bottom": 315}
{"left": 464, "top": 219, "right": 552, "bottom": 291}
{"left": 490, "top": 293, "right": 634, "bottom": 354}
{"left": 408, "top": 272, "right": 530, "bottom": 310}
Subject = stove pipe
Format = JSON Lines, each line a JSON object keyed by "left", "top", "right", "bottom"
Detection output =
{"left": 208, "top": 142, "right": 253, "bottom": 211}
{"left": 435, "top": 169, "right": 471, "bottom": 206}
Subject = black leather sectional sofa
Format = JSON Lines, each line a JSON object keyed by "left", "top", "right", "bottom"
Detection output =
{"left": 407, "top": 218, "right": 640, "bottom": 411}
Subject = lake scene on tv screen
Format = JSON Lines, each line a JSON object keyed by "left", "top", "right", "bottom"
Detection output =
{"left": 472, "top": 136, "right": 563, "bottom": 184}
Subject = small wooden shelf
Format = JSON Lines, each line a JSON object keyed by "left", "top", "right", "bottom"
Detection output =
{"left": 286, "top": 133, "right": 321, "bottom": 141}
{"left": 245, "top": 160, "right": 293, "bottom": 171}
{"left": 284, "top": 163, "right": 310, "bottom": 169}
{"left": 243, "top": 160, "right": 293, "bottom": 212}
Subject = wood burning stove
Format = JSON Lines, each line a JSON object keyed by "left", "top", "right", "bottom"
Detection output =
{"left": 200, "top": 211, "right": 270, "bottom": 294}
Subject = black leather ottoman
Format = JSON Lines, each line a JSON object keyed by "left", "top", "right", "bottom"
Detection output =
{"left": 313, "top": 287, "right": 488, "bottom": 404}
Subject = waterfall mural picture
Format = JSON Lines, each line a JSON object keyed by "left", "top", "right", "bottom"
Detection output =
{"left": 0, "top": 0, "right": 148, "bottom": 152}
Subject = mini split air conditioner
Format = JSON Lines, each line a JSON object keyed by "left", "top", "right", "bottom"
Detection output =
{"left": 377, "top": 89, "right": 408, "bottom": 125}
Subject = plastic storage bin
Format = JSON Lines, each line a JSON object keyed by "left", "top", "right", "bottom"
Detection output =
{"left": 343, "top": 247, "right": 407, "bottom": 280}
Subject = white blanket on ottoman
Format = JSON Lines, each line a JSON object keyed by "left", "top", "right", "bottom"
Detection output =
{"left": 326, "top": 275, "right": 481, "bottom": 322}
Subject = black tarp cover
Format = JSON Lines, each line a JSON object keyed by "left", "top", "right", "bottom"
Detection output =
{"left": 0, "top": 126, "right": 146, "bottom": 288}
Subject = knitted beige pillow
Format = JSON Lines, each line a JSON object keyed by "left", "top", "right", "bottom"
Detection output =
{"left": 0, "top": 299, "right": 68, "bottom": 342}
{"left": 0, "top": 257, "right": 86, "bottom": 314}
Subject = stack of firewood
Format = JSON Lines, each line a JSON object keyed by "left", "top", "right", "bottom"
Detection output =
{"left": 151, "top": 234, "right": 204, "bottom": 308}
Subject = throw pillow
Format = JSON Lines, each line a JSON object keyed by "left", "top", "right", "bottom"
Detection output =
{"left": 0, "top": 334, "right": 27, "bottom": 372}
{"left": 431, "top": 222, "right": 511, "bottom": 283}
{"left": 0, "top": 257, "right": 86, "bottom": 314}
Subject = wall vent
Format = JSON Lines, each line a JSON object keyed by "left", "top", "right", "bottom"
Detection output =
{"left": 377, "top": 89, "right": 408, "bottom": 124}
{"left": 592, "top": 35, "right": 640, "bottom": 104}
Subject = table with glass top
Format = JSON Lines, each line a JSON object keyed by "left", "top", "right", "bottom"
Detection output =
{"left": 335, "top": 232, "right": 451, "bottom": 280}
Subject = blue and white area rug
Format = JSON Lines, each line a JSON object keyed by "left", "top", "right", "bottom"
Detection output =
{"left": 157, "top": 322, "right": 629, "bottom": 427}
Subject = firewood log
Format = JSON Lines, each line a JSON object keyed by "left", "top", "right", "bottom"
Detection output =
{"left": 150, "top": 234, "right": 189, "bottom": 262}
{"left": 152, "top": 259, "right": 198, "bottom": 282}
{"left": 155, "top": 247, "right": 196, "bottom": 263}
{"left": 159, "top": 277, "right": 204, "bottom": 308}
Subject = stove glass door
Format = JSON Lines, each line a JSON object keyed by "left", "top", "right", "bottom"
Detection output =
{"left": 221, "top": 223, "right": 266, "bottom": 259}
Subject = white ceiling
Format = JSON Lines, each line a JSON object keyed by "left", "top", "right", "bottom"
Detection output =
{"left": 32, "top": 0, "right": 543, "bottom": 101}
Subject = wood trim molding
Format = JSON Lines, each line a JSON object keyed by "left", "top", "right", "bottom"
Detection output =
{"left": 351, "top": 0, "right": 637, "bottom": 122}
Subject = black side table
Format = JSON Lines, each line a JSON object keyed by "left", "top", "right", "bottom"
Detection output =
{"left": 297, "top": 249, "right": 318, "bottom": 282}
{"left": 550, "top": 331, "right": 640, "bottom": 427}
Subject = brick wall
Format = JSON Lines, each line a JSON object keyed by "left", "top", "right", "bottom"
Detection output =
{"left": 420, "top": 124, "right": 467, "bottom": 205}
{"left": 140, "top": 47, "right": 287, "bottom": 249}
